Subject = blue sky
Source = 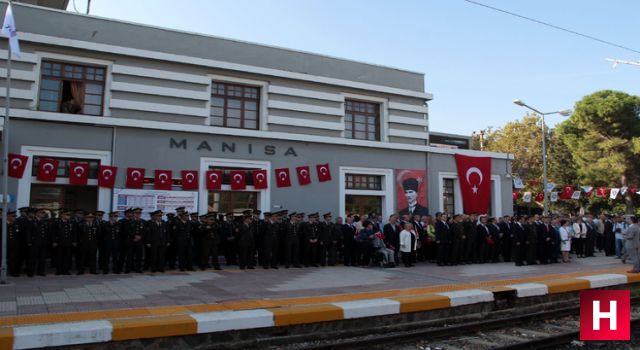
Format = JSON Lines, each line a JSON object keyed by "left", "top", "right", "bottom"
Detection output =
{"left": 69, "top": 0, "right": 640, "bottom": 135}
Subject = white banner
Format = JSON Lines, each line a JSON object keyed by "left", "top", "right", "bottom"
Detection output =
{"left": 610, "top": 188, "right": 620, "bottom": 199}
{"left": 522, "top": 192, "right": 532, "bottom": 203}
{"left": 545, "top": 182, "right": 556, "bottom": 193}
{"left": 571, "top": 190, "right": 581, "bottom": 200}
{"left": 112, "top": 188, "right": 198, "bottom": 219}
{"left": 550, "top": 192, "right": 558, "bottom": 202}
{"left": 513, "top": 177, "right": 524, "bottom": 189}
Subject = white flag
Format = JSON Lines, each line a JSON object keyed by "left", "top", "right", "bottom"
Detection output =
{"left": 513, "top": 177, "right": 524, "bottom": 189}
{"left": 545, "top": 182, "right": 556, "bottom": 193}
{"left": 523, "top": 192, "right": 532, "bottom": 203}
{"left": 571, "top": 190, "right": 581, "bottom": 200}
{"left": 550, "top": 192, "right": 559, "bottom": 202}
{"left": 621, "top": 186, "right": 628, "bottom": 195}
{"left": 1, "top": 4, "right": 20, "bottom": 57}
{"left": 581, "top": 186, "right": 593, "bottom": 193}
{"left": 610, "top": 188, "right": 620, "bottom": 199}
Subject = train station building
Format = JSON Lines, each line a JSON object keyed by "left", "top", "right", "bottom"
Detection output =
{"left": 1, "top": 2, "right": 513, "bottom": 218}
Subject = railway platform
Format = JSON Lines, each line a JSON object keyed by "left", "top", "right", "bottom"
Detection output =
{"left": 0, "top": 254, "right": 637, "bottom": 349}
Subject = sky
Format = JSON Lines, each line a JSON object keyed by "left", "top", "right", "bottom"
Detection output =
{"left": 67, "top": 0, "right": 640, "bottom": 135}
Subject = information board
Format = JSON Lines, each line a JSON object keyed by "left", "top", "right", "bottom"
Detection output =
{"left": 112, "top": 188, "right": 198, "bottom": 219}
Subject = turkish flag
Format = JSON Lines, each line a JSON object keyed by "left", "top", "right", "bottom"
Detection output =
{"left": 275, "top": 168, "right": 291, "bottom": 188}
{"left": 98, "top": 165, "right": 117, "bottom": 188}
{"left": 205, "top": 170, "right": 223, "bottom": 190}
{"left": 512, "top": 191, "right": 518, "bottom": 201}
{"left": 296, "top": 166, "right": 312, "bottom": 186}
{"left": 8, "top": 153, "right": 28, "bottom": 178}
{"left": 454, "top": 154, "right": 491, "bottom": 214}
{"left": 155, "top": 169, "right": 172, "bottom": 190}
{"left": 230, "top": 170, "right": 246, "bottom": 190}
{"left": 181, "top": 170, "right": 198, "bottom": 190}
{"left": 68, "top": 162, "right": 89, "bottom": 185}
{"left": 535, "top": 192, "right": 545, "bottom": 202}
{"left": 560, "top": 185, "right": 574, "bottom": 200}
{"left": 126, "top": 167, "right": 145, "bottom": 188}
{"left": 253, "top": 169, "right": 268, "bottom": 189}
{"left": 597, "top": 187, "right": 608, "bottom": 198}
{"left": 316, "top": 163, "right": 332, "bottom": 182}
{"left": 630, "top": 187, "right": 638, "bottom": 195}
{"left": 36, "top": 158, "right": 59, "bottom": 182}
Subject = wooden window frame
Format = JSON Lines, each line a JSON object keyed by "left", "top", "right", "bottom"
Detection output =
{"left": 344, "top": 99, "right": 380, "bottom": 141}
{"left": 210, "top": 81, "right": 260, "bottom": 130}
{"left": 38, "top": 60, "right": 106, "bottom": 116}
{"left": 443, "top": 178, "right": 455, "bottom": 215}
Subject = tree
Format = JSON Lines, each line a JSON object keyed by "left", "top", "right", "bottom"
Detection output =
{"left": 558, "top": 90, "right": 640, "bottom": 214}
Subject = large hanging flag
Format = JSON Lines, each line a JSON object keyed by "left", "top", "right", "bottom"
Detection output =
{"left": 316, "top": 163, "right": 332, "bottom": 182}
{"left": 230, "top": 170, "right": 246, "bottom": 190}
{"left": 205, "top": 170, "right": 222, "bottom": 190}
{"left": 296, "top": 166, "right": 312, "bottom": 186}
{"left": 154, "top": 169, "right": 172, "bottom": 190}
{"left": 7, "top": 153, "right": 27, "bottom": 178}
{"left": 68, "top": 162, "right": 89, "bottom": 186}
{"left": 181, "top": 170, "right": 198, "bottom": 190}
{"left": 275, "top": 168, "right": 291, "bottom": 188}
{"left": 126, "top": 167, "right": 145, "bottom": 188}
{"left": 1, "top": 3, "right": 20, "bottom": 57}
{"left": 455, "top": 154, "right": 492, "bottom": 214}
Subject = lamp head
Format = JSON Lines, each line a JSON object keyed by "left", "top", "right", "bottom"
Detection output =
{"left": 558, "top": 109, "right": 572, "bottom": 116}
{"left": 513, "top": 99, "right": 525, "bottom": 107}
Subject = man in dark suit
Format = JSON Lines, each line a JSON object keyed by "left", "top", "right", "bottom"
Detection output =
{"left": 512, "top": 216, "right": 526, "bottom": 266}
{"left": 435, "top": 212, "right": 451, "bottom": 266}
{"left": 398, "top": 178, "right": 429, "bottom": 217}
{"left": 383, "top": 214, "right": 400, "bottom": 264}
{"left": 342, "top": 215, "right": 357, "bottom": 266}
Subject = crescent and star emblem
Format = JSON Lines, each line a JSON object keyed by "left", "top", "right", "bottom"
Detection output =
{"left": 233, "top": 174, "right": 243, "bottom": 183}
{"left": 278, "top": 171, "right": 287, "bottom": 181}
{"left": 185, "top": 173, "right": 195, "bottom": 182}
{"left": 10, "top": 158, "right": 21, "bottom": 169}
{"left": 43, "top": 162, "right": 54, "bottom": 174}
{"left": 256, "top": 173, "right": 265, "bottom": 182}
{"left": 102, "top": 169, "right": 112, "bottom": 179}
{"left": 465, "top": 167, "right": 483, "bottom": 194}
{"left": 131, "top": 170, "right": 141, "bottom": 180}
{"left": 159, "top": 173, "right": 168, "bottom": 183}
{"left": 320, "top": 167, "right": 327, "bottom": 175}
{"left": 209, "top": 173, "right": 218, "bottom": 182}
{"left": 73, "top": 165, "right": 85, "bottom": 177}
{"left": 300, "top": 169, "right": 308, "bottom": 178}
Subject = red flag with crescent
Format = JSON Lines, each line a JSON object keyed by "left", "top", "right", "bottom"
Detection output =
{"left": 454, "top": 154, "right": 491, "bottom": 214}
{"left": 560, "top": 185, "right": 574, "bottom": 200}
{"left": 205, "top": 170, "right": 223, "bottom": 190}
{"left": 252, "top": 169, "right": 268, "bottom": 189}
{"left": 275, "top": 168, "right": 291, "bottom": 188}
{"left": 98, "top": 165, "right": 117, "bottom": 188}
{"left": 7, "top": 153, "right": 28, "bottom": 178}
{"left": 230, "top": 170, "right": 246, "bottom": 190}
{"left": 512, "top": 191, "right": 518, "bottom": 201}
{"left": 154, "top": 169, "right": 172, "bottom": 190}
{"left": 296, "top": 166, "right": 312, "bottom": 186}
{"left": 126, "top": 167, "right": 145, "bottom": 189}
{"left": 36, "top": 158, "right": 59, "bottom": 182}
{"left": 596, "top": 187, "right": 608, "bottom": 198}
{"left": 181, "top": 170, "right": 198, "bottom": 190}
{"left": 535, "top": 192, "right": 545, "bottom": 202}
{"left": 316, "top": 163, "right": 332, "bottom": 182}
{"left": 68, "top": 162, "right": 89, "bottom": 185}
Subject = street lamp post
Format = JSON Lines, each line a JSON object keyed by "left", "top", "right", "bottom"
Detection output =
{"left": 513, "top": 99, "right": 571, "bottom": 216}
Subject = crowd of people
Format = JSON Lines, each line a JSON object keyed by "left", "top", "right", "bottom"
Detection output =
{"left": 1, "top": 206, "right": 639, "bottom": 277}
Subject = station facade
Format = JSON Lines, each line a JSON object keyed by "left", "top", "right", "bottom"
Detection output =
{"left": 2, "top": 3, "right": 513, "bottom": 218}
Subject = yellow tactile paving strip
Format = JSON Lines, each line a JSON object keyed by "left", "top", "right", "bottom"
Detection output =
{"left": 0, "top": 266, "right": 635, "bottom": 328}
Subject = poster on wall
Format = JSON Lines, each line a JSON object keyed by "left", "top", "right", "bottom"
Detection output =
{"left": 112, "top": 188, "right": 198, "bottom": 219}
{"left": 395, "top": 169, "right": 428, "bottom": 217}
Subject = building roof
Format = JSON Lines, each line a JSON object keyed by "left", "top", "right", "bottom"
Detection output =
{"left": 11, "top": 2, "right": 427, "bottom": 93}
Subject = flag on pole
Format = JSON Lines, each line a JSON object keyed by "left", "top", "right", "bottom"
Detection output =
{"left": 550, "top": 192, "right": 559, "bottom": 202}
{"left": 1, "top": 3, "right": 20, "bottom": 57}
{"left": 610, "top": 188, "right": 620, "bottom": 199}
{"left": 522, "top": 192, "right": 532, "bottom": 203}
{"left": 571, "top": 190, "right": 581, "bottom": 200}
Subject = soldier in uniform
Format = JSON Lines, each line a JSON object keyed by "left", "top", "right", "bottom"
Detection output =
{"left": 303, "top": 213, "right": 320, "bottom": 267}
{"left": 277, "top": 210, "right": 289, "bottom": 265}
{"left": 199, "top": 212, "right": 222, "bottom": 270}
{"left": 116, "top": 209, "right": 133, "bottom": 273}
{"left": 146, "top": 210, "right": 169, "bottom": 273}
{"left": 190, "top": 212, "right": 201, "bottom": 268}
{"left": 26, "top": 208, "right": 48, "bottom": 277}
{"left": 318, "top": 213, "right": 333, "bottom": 266}
{"left": 250, "top": 210, "right": 263, "bottom": 268}
{"left": 222, "top": 212, "right": 237, "bottom": 266}
{"left": 76, "top": 212, "right": 100, "bottom": 275}
{"left": 235, "top": 212, "right": 255, "bottom": 270}
{"left": 5, "top": 211, "right": 21, "bottom": 277}
{"left": 15, "top": 206, "right": 30, "bottom": 275}
{"left": 124, "top": 208, "right": 145, "bottom": 273}
{"left": 100, "top": 211, "right": 122, "bottom": 274}
{"left": 328, "top": 216, "right": 343, "bottom": 266}
{"left": 283, "top": 212, "right": 301, "bottom": 268}
{"left": 173, "top": 211, "right": 194, "bottom": 271}
{"left": 262, "top": 211, "right": 280, "bottom": 269}
{"left": 52, "top": 209, "right": 74, "bottom": 275}
{"left": 164, "top": 209, "right": 180, "bottom": 270}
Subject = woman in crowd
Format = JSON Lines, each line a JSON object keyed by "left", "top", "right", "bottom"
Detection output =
{"left": 559, "top": 219, "right": 571, "bottom": 263}
{"left": 573, "top": 216, "right": 587, "bottom": 258}
{"left": 399, "top": 222, "right": 416, "bottom": 267}
{"left": 422, "top": 215, "right": 436, "bottom": 262}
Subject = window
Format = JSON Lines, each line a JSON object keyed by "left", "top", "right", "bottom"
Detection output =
{"left": 208, "top": 191, "right": 258, "bottom": 214}
{"left": 345, "top": 195, "right": 382, "bottom": 216}
{"left": 32, "top": 156, "right": 100, "bottom": 179}
{"left": 210, "top": 82, "right": 260, "bottom": 130}
{"left": 38, "top": 60, "right": 106, "bottom": 116}
{"left": 346, "top": 174, "right": 382, "bottom": 190}
{"left": 345, "top": 99, "right": 380, "bottom": 141}
{"left": 443, "top": 178, "right": 455, "bottom": 215}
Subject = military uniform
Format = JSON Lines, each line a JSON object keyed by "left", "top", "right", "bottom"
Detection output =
{"left": 146, "top": 210, "right": 169, "bottom": 273}
{"left": 235, "top": 214, "right": 255, "bottom": 269}
{"left": 303, "top": 214, "right": 320, "bottom": 267}
{"left": 221, "top": 213, "right": 237, "bottom": 265}
{"left": 5, "top": 211, "right": 21, "bottom": 277}
{"left": 318, "top": 214, "right": 333, "bottom": 266}
{"left": 172, "top": 214, "right": 193, "bottom": 271}
{"left": 26, "top": 210, "right": 48, "bottom": 277}
{"left": 52, "top": 213, "right": 75, "bottom": 275}
{"left": 124, "top": 209, "right": 146, "bottom": 273}
{"left": 76, "top": 215, "right": 100, "bottom": 275}
{"left": 283, "top": 213, "right": 301, "bottom": 268}
{"left": 199, "top": 214, "right": 222, "bottom": 270}
{"left": 261, "top": 213, "right": 279, "bottom": 269}
{"left": 100, "top": 214, "right": 122, "bottom": 274}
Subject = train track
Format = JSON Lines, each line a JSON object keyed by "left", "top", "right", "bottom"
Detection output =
{"left": 272, "top": 299, "right": 640, "bottom": 350}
